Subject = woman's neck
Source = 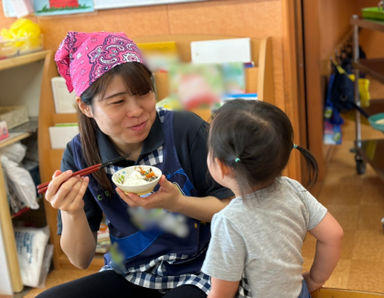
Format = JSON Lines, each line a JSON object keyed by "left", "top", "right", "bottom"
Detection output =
{"left": 115, "top": 142, "right": 142, "bottom": 162}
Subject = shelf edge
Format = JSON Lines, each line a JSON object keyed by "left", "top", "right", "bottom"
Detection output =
{"left": 0, "top": 50, "right": 50, "bottom": 72}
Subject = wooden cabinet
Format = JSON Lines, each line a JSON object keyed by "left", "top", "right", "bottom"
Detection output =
{"left": 38, "top": 35, "right": 274, "bottom": 270}
{"left": 0, "top": 50, "right": 50, "bottom": 293}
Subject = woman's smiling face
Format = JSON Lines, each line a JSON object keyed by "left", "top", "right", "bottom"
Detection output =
{"left": 83, "top": 74, "right": 157, "bottom": 150}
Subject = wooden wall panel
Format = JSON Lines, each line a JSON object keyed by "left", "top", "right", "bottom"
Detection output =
{"left": 0, "top": 0, "right": 284, "bottom": 110}
{"left": 360, "top": 30, "right": 384, "bottom": 58}
{"left": 319, "top": 0, "right": 359, "bottom": 61}
{"left": 281, "top": 0, "right": 304, "bottom": 182}
{"left": 37, "top": 7, "right": 170, "bottom": 48}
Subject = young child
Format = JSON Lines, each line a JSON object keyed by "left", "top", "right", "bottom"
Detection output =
{"left": 201, "top": 99, "right": 343, "bottom": 298}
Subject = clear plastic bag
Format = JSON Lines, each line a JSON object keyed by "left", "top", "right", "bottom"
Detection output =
{"left": 14, "top": 226, "right": 51, "bottom": 288}
{"left": 0, "top": 154, "right": 38, "bottom": 210}
{"left": 0, "top": 142, "right": 26, "bottom": 163}
{"left": 5, "top": 175, "right": 28, "bottom": 214}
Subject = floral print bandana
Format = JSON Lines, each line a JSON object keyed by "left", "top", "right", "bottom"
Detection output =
{"left": 55, "top": 32, "right": 144, "bottom": 97}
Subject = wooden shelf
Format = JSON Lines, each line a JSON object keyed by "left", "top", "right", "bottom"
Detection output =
{"left": 0, "top": 51, "right": 50, "bottom": 293}
{"left": 53, "top": 113, "right": 78, "bottom": 123}
{"left": 350, "top": 17, "right": 384, "bottom": 32}
{"left": 353, "top": 59, "right": 384, "bottom": 84}
{"left": 0, "top": 118, "right": 38, "bottom": 149}
{"left": 0, "top": 50, "right": 49, "bottom": 72}
{"left": 364, "top": 98, "right": 384, "bottom": 116}
{"left": 0, "top": 132, "right": 31, "bottom": 149}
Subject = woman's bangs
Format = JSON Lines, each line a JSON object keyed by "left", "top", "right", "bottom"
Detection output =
{"left": 121, "top": 62, "right": 153, "bottom": 95}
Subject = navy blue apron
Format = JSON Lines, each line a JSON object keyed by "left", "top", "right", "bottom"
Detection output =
{"left": 70, "top": 110, "right": 210, "bottom": 276}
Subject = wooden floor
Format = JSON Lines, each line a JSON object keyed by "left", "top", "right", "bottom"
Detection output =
{"left": 303, "top": 119, "right": 384, "bottom": 294}
{"left": 21, "top": 119, "right": 384, "bottom": 297}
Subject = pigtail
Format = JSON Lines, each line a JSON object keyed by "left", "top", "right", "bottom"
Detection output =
{"left": 293, "top": 145, "right": 318, "bottom": 188}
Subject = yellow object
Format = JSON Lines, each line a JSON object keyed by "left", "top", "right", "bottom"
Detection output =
{"left": 359, "top": 78, "right": 370, "bottom": 107}
{"left": 156, "top": 96, "right": 182, "bottom": 110}
{"left": 349, "top": 74, "right": 371, "bottom": 107}
{"left": 137, "top": 41, "right": 178, "bottom": 54}
{"left": 334, "top": 63, "right": 371, "bottom": 108}
{"left": 137, "top": 41, "right": 179, "bottom": 72}
{"left": 0, "top": 18, "right": 42, "bottom": 57}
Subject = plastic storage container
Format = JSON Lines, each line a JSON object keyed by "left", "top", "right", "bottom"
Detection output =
{"left": 362, "top": 7, "right": 384, "bottom": 21}
{"left": 368, "top": 113, "right": 384, "bottom": 132}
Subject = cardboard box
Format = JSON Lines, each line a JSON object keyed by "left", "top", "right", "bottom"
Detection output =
{"left": 0, "top": 106, "right": 29, "bottom": 129}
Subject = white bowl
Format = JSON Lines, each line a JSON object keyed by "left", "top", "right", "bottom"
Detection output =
{"left": 112, "top": 165, "right": 162, "bottom": 195}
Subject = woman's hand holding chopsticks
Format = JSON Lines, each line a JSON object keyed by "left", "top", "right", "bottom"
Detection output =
{"left": 37, "top": 164, "right": 101, "bottom": 194}
{"left": 37, "top": 154, "right": 129, "bottom": 194}
{"left": 44, "top": 170, "right": 89, "bottom": 214}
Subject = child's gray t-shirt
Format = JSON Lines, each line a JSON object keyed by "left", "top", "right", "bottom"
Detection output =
{"left": 202, "top": 176, "right": 327, "bottom": 298}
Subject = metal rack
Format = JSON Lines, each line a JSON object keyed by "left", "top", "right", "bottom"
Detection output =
{"left": 351, "top": 15, "right": 384, "bottom": 180}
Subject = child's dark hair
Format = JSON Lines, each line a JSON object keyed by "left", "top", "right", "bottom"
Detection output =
{"left": 208, "top": 99, "right": 318, "bottom": 194}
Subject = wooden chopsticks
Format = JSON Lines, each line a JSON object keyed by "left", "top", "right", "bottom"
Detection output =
{"left": 37, "top": 164, "right": 101, "bottom": 194}
{"left": 37, "top": 154, "right": 129, "bottom": 194}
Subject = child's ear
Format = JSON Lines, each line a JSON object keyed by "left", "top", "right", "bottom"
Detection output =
{"left": 216, "top": 158, "right": 233, "bottom": 178}
{"left": 77, "top": 98, "right": 93, "bottom": 118}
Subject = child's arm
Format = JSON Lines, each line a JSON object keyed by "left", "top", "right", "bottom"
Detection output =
{"left": 208, "top": 277, "right": 240, "bottom": 298}
{"left": 304, "top": 212, "right": 343, "bottom": 292}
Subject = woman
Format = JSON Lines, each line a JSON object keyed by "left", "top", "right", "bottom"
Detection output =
{"left": 37, "top": 32, "right": 233, "bottom": 298}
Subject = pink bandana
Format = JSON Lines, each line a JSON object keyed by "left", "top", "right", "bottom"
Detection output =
{"left": 55, "top": 32, "right": 144, "bottom": 97}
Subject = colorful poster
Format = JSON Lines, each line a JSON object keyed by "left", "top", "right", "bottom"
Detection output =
{"left": 93, "top": 0, "right": 206, "bottom": 10}
{"left": 33, "top": 0, "right": 94, "bottom": 16}
{"left": 168, "top": 62, "right": 224, "bottom": 111}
